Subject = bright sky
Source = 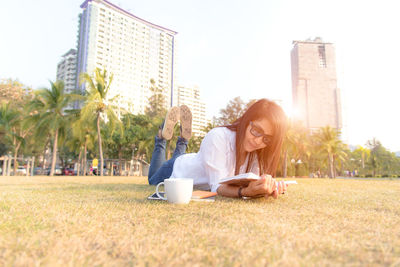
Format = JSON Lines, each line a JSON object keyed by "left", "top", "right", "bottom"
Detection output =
{"left": 1, "top": 0, "right": 400, "bottom": 151}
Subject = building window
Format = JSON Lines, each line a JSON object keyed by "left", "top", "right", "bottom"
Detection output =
{"left": 318, "top": 45, "right": 327, "bottom": 68}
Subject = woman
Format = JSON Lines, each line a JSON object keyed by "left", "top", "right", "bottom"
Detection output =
{"left": 148, "top": 99, "right": 288, "bottom": 199}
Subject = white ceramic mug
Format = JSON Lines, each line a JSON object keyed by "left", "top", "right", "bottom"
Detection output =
{"left": 156, "top": 178, "right": 193, "bottom": 204}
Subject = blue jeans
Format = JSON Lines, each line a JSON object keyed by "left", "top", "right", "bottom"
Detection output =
{"left": 148, "top": 136, "right": 188, "bottom": 185}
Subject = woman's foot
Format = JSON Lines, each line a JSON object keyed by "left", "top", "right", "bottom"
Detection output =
{"left": 161, "top": 106, "right": 180, "bottom": 140}
{"left": 179, "top": 105, "right": 192, "bottom": 140}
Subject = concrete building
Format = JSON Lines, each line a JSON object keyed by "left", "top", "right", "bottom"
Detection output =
{"left": 175, "top": 85, "right": 207, "bottom": 136}
{"left": 291, "top": 37, "right": 342, "bottom": 131}
{"left": 56, "top": 49, "right": 78, "bottom": 95}
{"left": 76, "top": 0, "right": 177, "bottom": 114}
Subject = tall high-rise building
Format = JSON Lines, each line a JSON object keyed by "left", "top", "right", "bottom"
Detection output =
{"left": 57, "top": 49, "right": 77, "bottom": 94}
{"left": 291, "top": 37, "right": 342, "bottom": 131}
{"left": 56, "top": 49, "right": 78, "bottom": 109}
{"left": 175, "top": 85, "right": 207, "bottom": 136}
{"left": 76, "top": 0, "right": 177, "bottom": 114}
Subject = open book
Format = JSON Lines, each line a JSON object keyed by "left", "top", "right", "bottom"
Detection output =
{"left": 219, "top": 172, "right": 298, "bottom": 187}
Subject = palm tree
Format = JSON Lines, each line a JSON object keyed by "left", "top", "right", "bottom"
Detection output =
{"left": 0, "top": 103, "right": 20, "bottom": 174}
{"left": 30, "top": 80, "right": 78, "bottom": 176}
{"left": 0, "top": 102, "right": 35, "bottom": 175}
{"left": 281, "top": 120, "right": 310, "bottom": 177}
{"left": 357, "top": 145, "right": 369, "bottom": 169}
{"left": 70, "top": 113, "right": 96, "bottom": 176}
{"left": 367, "top": 138, "right": 382, "bottom": 177}
{"left": 281, "top": 120, "right": 294, "bottom": 178}
{"left": 80, "top": 68, "right": 123, "bottom": 176}
{"left": 315, "top": 126, "right": 343, "bottom": 178}
{"left": 333, "top": 142, "right": 349, "bottom": 177}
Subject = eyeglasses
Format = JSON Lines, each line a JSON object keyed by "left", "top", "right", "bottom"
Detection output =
{"left": 249, "top": 121, "right": 273, "bottom": 146}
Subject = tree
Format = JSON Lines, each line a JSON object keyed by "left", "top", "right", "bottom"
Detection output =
{"left": 118, "top": 113, "right": 156, "bottom": 163}
{"left": 71, "top": 115, "right": 96, "bottom": 175}
{"left": 145, "top": 78, "right": 175, "bottom": 159}
{"left": 281, "top": 120, "right": 297, "bottom": 177}
{"left": 145, "top": 78, "right": 167, "bottom": 118}
{"left": 80, "top": 68, "right": 123, "bottom": 176}
{"left": 333, "top": 142, "right": 349, "bottom": 177}
{"left": 355, "top": 139, "right": 400, "bottom": 177}
{"left": 0, "top": 143, "right": 7, "bottom": 156}
{"left": 280, "top": 119, "right": 318, "bottom": 177}
{"left": 0, "top": 103, "right": 21, "bottom": 173}
{"left": 315, "top": 126, "right": 343, "bottom": 178}
{"left": 0, "top": 102, "right": 36, "bottom": 174}
{"left": 103, "top": 118, "right": 129, "bottom": 175}
{"left": 216, "top": 97, "right": 247, "bottom": 125}
{"left": 58, "top": 131, "right": 79, "bottom": 169}
{"left": 187, "top": 121, "right": 217, "bottom": 153}
{"left": 366, "top": 138, "right": 381, "bottom": 176}
{"left": 215, "top": 97, "right": 257, "bottom": 126}
{"left": 365, "top": 138, "right": 393, "bottom": 177}
{"left": 354, "top": 145, "right": 370, "bottom": 169}
{"left": 0, "top": 80, "right": 35, "bottom": 174}
{"left": 30, "top": 80, "right": 78, "bottom": 176}
{"left": 0, "top": 78, "right": 33, "bottom": 105}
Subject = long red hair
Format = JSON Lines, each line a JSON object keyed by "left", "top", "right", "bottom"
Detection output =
{"left": 225, "top": 99, "right": 287, "bottom": 177}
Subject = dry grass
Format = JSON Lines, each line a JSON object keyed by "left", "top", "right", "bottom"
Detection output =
{"left": 0, "top": 176, "right": 399, "bottom": 266}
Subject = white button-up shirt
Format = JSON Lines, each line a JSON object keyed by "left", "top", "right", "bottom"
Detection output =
{"left": 170, "top": 127, "right": 259, "bottom": 192}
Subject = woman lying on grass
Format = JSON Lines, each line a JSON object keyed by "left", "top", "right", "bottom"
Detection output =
{"left": 148, "top": 99, "right": 288, "bottom": 199}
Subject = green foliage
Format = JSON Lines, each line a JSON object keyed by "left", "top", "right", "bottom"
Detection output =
{"left": 315, "top": 126, "right": 347, "bottom": 178}
{"left": 0, "top": 143, "right": 7, "bottom": 156}
{"left": 30, "top": 80, "right": 79, "bottom": 175}
{"left": 365, "top": 138, "right": 400, "bottom": 176}
{"left": 2, "top": 85, "right": 400, "bottom": 179}
{"left": 80, "top": 68, "right": 123, "bottom": 175}
{"left": 215, "top": 96, "right": 254, "bottom": 125}
{"left": 145, "top": 78, "right": 167, "bottom": 118}
{"left": 282, "top": 123, "right": 351, "bottom": 178}
{"left": 0, "top": 78, "right": 34, "bottom": 105}
{"left": 0, "top": 102, "right": 20, "bottom": 150}
{"left": 187, "top": 135, "right": 202, "bottom": 153}
{"left": 0, "top": 100, "right": 37, "bottom": 173}
{"left": 108, "top": 113, "right": 157, "bottom": 163}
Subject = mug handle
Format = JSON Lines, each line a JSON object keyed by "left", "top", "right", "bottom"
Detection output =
{"left": 156, "top": 182, "right": 167, "bottom": 200}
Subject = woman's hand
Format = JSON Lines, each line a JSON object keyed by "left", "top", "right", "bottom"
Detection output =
{"left": 271, "top": 180, "right": 287, "bottom": 199}
{"left": 217, "top": 175, "right": 288, "bottom": 199}
{"left": 242, "top": 175, "right": 287, "bottom": 199}
{"left": 240, "top": 175, "right": 273, "bottom": 198}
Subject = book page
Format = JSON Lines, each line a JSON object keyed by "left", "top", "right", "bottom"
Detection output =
{"left": 219, "top": 172, "right": 260, "bottom": 186}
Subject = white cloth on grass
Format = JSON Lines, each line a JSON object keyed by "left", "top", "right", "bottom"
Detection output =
{"left": 169, "top": 127, "right": 259, "bottom": 192}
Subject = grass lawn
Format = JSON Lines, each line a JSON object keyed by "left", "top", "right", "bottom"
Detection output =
{"left": 0, "top": 176, "right": 399, "bottom": 266}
